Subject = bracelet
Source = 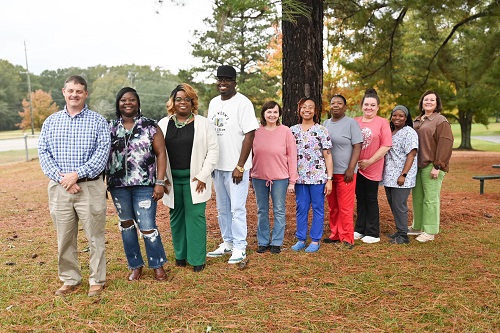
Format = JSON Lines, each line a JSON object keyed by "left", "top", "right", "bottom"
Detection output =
{"left": 235, "top": 165, "right": 244, "bottom": 173}
{"left": 155, "top": 180, "right": 166, "bottom": 186}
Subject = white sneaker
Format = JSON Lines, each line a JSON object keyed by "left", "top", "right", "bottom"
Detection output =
{"left": 354, "top": 232, "right": 364, "bottom": 240}
{"left": 407, "top": 227, "right": 422, "bottom": 236}
{"left": 228, "top": 249, "right": 246, "bottom": 264}
{"left": 416, "top": 232, "right": 434, "bottom": 243}
{"left": 207, "top": 242, "right": 233, "bottom": 257}
{"left": 361, "top": 236, "right": 380, "bottom": 243}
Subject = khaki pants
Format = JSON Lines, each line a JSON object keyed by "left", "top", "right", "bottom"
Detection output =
{"left": 48, "top": 179, "right": 107, "bottom": 286}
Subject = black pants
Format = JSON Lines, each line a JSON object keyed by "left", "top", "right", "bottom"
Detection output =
{"left": 355, "top": 172, "right": 380, "bottom": 238}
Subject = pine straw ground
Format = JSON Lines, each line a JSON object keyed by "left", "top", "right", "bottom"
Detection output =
{"left": 0, "top": 151, "right": 499, "bottom": 333}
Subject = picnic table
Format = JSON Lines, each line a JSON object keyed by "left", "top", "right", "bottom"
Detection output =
{"left": 472, "top": 164, "right": 500, "bottom": 194}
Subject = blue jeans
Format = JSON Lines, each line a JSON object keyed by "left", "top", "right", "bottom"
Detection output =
{"left": 295, "top": 183, "right": 325, "bottom": 242}
{"left": 252, "top": 178, "right": 288, "bottom": 247}
{"left": 212, "top": 169, "right": 250, "bottom": 250}
{"left": 109, "top": 186, "right": 167, "bottom": 269}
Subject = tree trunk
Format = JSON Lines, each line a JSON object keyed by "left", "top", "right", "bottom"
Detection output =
{"left": 282, "top": 0, "right": 324, "bottom": 127}
{"left": 457, "top": 108, "right": 473, "bottom": 150}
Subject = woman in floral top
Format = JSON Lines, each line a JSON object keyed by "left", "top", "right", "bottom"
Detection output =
{"left": 382, "top": 105, "right": 418, "bottom": 244}
{"left": 107, "top": 87, "right": 168, "bottom": 282}
{"left": 290, "top": 97, "right": 333, "bottom": 253}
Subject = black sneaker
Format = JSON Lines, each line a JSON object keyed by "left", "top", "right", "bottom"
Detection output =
{"left": 193, "top": 264, "right": 205, "bottom": 272}
{"left": 269, "top": 245, "right": 281, "bottom": 254}
{"left": 175, "top": 259, "right": 187, "bottom": 267}
{"left": 387, "top": 232, "right": 399, "bottom": 239}
{"left": 256, "top": 245, "right": 269, "bottom": 253}
{"left": 323, "top": 238, "right": 340, "bottom": 244}
{"left": 389, "top": 235, "right": 410, "bottom": 244}
{"left": 342, "top": 241, "right": 354, "bottom": 249}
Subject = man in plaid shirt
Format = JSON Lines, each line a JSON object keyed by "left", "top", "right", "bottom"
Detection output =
{"left": 38, "top": 75, "right": 110, "bottom": 297}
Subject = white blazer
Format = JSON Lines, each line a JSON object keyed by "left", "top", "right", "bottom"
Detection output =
{"left": 158, "top": 114, "right": 219, "bottom": 208}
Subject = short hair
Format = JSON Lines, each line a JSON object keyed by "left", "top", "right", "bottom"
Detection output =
{"left": 115, "top": 87, "right": 141, "bottom": 119}
{"left": 418, "top": 90, "right": 443, "bottom": 115}
{"left": 297, "top": 97, "right": 319, "bottom": 124}
{"left": 260, "top": 101, "right": 282, "bottom": 126}
{"left": 331, "top": 94, "right": 347, "bottom": 105}
{"left": 166, "top": 83, "right": 199, "bottom": 115}
{"left": 64, "top": 75, "right": 88, "bottom": 91}
{"left": 360, "top": 88, "right": 380, "bottom": 107}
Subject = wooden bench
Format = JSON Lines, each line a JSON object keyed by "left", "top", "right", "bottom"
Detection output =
{"left": 472, "top": 175, "right": 500, "bottom": 194}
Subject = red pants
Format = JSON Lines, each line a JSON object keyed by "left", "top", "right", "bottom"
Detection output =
{"left": 326, "top": 174, "right": 357, "bottom": 244}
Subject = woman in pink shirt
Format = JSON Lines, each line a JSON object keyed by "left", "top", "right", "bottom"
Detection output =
{"left": 251, "top": 101, "right": 298, "bottom": 254}
{"left": 354, "top": 89, "right": 392, "bottom": 244}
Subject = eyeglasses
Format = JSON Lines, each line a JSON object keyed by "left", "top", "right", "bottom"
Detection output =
{"left": 174, "top": 97, "right": 192, "bottom": 103}
{"left": 216, "top": 77, "right": 235, "bottom": 83}
{"left": 300, "top": 105, "right": 315, "bottom": 110}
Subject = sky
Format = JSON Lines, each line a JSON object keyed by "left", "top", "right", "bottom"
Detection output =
{"left": 0, "top": 0, "right": 214, "bottom": 75}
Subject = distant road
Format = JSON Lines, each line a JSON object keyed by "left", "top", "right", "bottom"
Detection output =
{"left": 472, "top": 136, "right": 500, "bottom": 144}
{"left": 0, "top": 136, "right": 38, "bottom": 152}
{"left": 0, "top": 135, "right": 498, "bottom": 152}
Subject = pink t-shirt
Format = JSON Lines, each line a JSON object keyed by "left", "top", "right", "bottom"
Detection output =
{"left": 355, "top": 116, "right": 392, "bottom": 181}
{"left": 251, "top": 125, "right": 298, "bottom": 184}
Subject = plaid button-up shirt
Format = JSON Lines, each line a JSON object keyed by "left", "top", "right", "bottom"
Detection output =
{"left": 38, "top": 105, "right": 111, "bottom": 183}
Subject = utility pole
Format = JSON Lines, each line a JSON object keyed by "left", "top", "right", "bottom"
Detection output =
{"left": 23, "top": 41, "right": 35, "bottom": 135}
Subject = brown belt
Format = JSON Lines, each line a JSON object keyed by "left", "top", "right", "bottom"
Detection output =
{"left": 76, "top": 173, "right": 103, "bottom": 183}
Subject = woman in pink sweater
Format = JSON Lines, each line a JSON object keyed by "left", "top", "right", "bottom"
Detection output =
{"left": 251, "top": 101, "right": 298, "bottom": 254}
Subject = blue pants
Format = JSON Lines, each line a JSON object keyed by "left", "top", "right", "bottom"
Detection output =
{"left": 252, "top": 178, "right": 288, "bottom": 247}
{"left": 109, "top": 186, "right": 167, "bottom": 269}
{"left": 295, "top": 183, "right": 325, "bottom": 242}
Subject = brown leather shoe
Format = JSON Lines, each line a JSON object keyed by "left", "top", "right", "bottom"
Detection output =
{"left": 55, "top": 283, "right": 80, "bottom": 296}
{"left": 128, "top": 267, "right": 143, "bottom": 281}
{"left": 88, "top": 284, "right": 104, "bottom": 297}
{"left": 153, "top": 266, "right": 167, "bottom": 281}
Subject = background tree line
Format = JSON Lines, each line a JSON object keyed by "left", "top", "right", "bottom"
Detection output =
{"left": 1, "top": 0, "right": 498, "bottom": 149}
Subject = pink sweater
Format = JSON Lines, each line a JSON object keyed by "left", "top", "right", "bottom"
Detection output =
{"left": 251, "top": 125, "right": 298, "bottom": 184}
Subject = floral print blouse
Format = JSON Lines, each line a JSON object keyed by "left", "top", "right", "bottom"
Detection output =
{"left": 107, "top": 116, "right": 158, "bottom": 188}
{"left": 290, "top": 123, "right": 332, "bottom": 184}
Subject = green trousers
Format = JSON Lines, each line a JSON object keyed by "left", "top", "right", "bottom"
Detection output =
{"left": 411, "top": 164, "right": 445, "bottom": 234}
{"left": 170, "top": 169, "right": 207, "bottom": 266}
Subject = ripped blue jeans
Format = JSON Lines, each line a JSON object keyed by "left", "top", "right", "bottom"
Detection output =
{"left": 109, "top": 186, "right": 167, "bottom": 269}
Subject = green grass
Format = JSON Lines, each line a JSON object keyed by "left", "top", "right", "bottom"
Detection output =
{"left": 0, "top": 155, "right": 499, "bottom": 332}
{"left": 0, "top": 148, "right": 38, "bottom": 164}
{"left": 451, "top": 121, "right": 500, "bottom": 151}
{"left": 0, "top": 129, "right": 39, "bottom": 139}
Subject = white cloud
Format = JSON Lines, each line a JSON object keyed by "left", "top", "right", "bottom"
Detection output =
{"left": 0, "top": 0, "right": 213, "bottom": 74}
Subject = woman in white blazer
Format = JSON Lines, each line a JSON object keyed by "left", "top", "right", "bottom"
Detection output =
{"left": 158, "top": 83, "right": 218, "bottom": 272}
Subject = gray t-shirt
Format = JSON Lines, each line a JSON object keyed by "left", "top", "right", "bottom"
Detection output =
{"left": 323, "top": 116, "right": 363, "bottom": 174}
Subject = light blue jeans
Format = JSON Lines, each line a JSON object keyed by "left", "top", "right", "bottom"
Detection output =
{"left": 252, "top": 178, "right": 288, "bottom": 247}
{"left": 212, "top": 170, "right": 250, "bottom": 250}
{"left": 109, "top": 186, "right": 167, "bottom": 269}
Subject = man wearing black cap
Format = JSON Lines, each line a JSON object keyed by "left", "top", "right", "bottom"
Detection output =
{"left": 206, "top": 65, "right": 259, "bottom": 264}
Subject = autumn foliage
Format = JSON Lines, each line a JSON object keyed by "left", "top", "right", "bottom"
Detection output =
{"left": 17, "top": 90, "right": 58, "bottom": 131}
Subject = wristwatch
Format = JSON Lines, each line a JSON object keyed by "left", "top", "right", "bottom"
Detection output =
{"left": 401, "top": 173, "right": 407, "bottom": 177}
{"left": 155, "top": 180, "right": 166, "bottom": 186}
{"left": 326, "top": 176, "right": 333, "bottom": 180}
{"left": 433, "top": 164, "right": 441, "bottom": 170}
{"left": 235, "top": 165, "right": 245, "bottom": 173}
